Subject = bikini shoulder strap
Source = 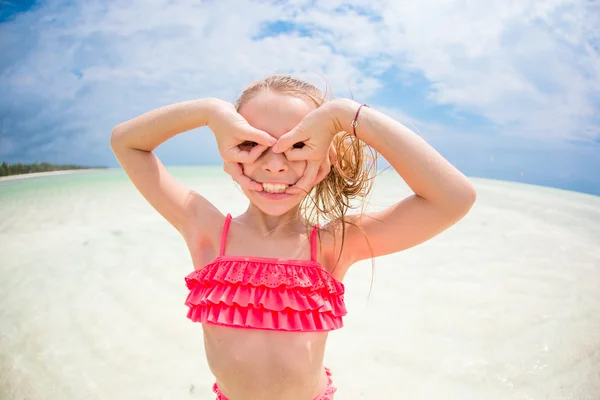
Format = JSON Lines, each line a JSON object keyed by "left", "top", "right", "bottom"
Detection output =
{"left": 219, "top": 213, "right": 233, "bottom": 256}
{"left": 310, "top": 224, "right": 320, "bottom": 261}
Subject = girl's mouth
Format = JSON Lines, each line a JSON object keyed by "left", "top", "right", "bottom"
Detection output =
{"left": 256, "top": 182, "right": 296, "bottom": 200}
{"left": 261, "top": 183, "right": 290, "bottom": 193}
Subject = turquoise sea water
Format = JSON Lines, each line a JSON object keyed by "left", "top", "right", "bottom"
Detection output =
{"left": 0, "top": 166, "right": 221, "bottom": 196}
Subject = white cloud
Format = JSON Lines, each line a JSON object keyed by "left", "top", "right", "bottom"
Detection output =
{"left": 0, "top": 0, "right": 598, "bottom": 166}
{"left": 287, "top": 0, "right": 600, "bottom": 140}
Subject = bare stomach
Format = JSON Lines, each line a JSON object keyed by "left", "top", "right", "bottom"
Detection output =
{"left": 202, "top": 324, "right": 330, "bottom": 400}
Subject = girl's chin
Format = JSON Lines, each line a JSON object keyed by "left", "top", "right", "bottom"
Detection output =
{"left": 246, "top": 190, "right": 301, "bottom": 215}
{"left": 255, "top": 190, "right": 295, "bottom": 201}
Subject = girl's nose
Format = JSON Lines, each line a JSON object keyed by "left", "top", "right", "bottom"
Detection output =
{"left": 261, "top": 149, "right": 288, "bottom": 173}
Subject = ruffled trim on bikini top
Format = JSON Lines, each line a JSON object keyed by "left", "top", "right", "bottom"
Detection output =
{"left": 184, "top": 256, "right": 347, "bottom": 332}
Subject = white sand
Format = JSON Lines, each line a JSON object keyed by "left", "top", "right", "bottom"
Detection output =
{"left": 1, "top": 168, "right": 599, "bottom": 399}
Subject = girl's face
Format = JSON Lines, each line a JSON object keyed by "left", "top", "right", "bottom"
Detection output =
{"left": 237, "top": 91, "right": 314, "bottom": 216}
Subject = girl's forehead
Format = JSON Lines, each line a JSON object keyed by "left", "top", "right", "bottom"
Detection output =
{"left": 239, "top": 92, "right": 314, "bottom": 138}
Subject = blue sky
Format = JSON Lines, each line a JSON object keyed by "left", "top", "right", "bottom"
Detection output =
{"left": 1, "top": 0, "right": 599, "bottom": 195}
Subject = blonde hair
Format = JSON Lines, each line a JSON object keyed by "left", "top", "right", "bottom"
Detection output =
{"left": 235, "top": 75, "right": 379, "bottom": 272}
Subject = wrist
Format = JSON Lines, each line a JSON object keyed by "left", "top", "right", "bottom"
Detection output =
{"left": 201, "top": 97, "right": 225, "bottom": 126}
{"left": 327, "top": 98, "right": 362, "bottom": 135}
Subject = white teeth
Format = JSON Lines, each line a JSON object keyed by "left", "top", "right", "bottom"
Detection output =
{"left": 262, "top": 183, "right": 288, "bottom": 193}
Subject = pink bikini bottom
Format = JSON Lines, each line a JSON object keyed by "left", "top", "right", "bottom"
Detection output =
{"left": 213, "top": 367, "right": 337, "bottom": 400}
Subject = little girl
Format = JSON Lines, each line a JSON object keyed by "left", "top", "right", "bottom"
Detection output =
{"left": 110, "top": 75, "right": 476, "bottom": 399}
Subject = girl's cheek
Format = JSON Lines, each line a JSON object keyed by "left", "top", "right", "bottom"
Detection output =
{"left": 292, "top": 161, "right": 307, "bottom": 177}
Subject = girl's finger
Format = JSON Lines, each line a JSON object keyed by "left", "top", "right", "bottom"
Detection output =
{"left": 272, "top": 129, "right": 307, "bottom": 153}
{"left": 240, "top": 127, "right": 277, "bottom": 148}
{"left": 287, "top": 161, "right": 320, "bottom": 195}
{"left": 283, "top": 146, "right": 320, "bottom": 162}
{"left": 247, "top": 143, "right": 269, "bottom": 162}
{"left": 227, "top": 144, "right": 268, "bottom": 164}
{"left": 226, "top": 162, "right": 263, "bottom": 191}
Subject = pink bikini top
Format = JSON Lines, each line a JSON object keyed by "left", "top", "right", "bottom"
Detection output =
{"left": 184, "top": 214, "right": 347, "bottom": 332}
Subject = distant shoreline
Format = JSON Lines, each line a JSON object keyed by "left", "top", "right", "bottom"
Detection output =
{"left": 0, "top": 169, "right": 105, "bottom": 182}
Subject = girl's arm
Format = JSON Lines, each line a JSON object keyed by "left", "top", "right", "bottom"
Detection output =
{"left": 328, "top": 99, "right": 477, "bottom": 267}
{"left": 110, "top": 99, "right": 221, "bottom": 236}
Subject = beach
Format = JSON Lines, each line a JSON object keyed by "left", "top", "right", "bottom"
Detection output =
{"left": 0, "top": 169, "right": 105, "bottom": 182}
{"left": 1, "top": 167, "right": 599, "bottom": 399}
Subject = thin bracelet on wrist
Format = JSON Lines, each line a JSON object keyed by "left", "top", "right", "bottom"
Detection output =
{"left": 351, "top": 104, "right": 370, "bottom": 136}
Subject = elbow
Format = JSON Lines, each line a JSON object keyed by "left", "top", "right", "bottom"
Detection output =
{"left": 110, "top": 125, "right": 127, "bottom": 150}
{"left": 427, "top": 180, "right": 477, "bottom": 223}
{"left": 455, "top": 182, "right": 477, "bottom": 215}
{"left": 444, "top": 181, "right": 477, "bottom": 216}
{"left": 425, "top": 180, "right": 477, "bottom": 212}
{"left": 464, "top": 182, "right": 477, "bottom": 207}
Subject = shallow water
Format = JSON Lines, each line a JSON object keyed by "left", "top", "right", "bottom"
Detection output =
{"left": 1, "top": 167, "right": 599, "bottom": 399}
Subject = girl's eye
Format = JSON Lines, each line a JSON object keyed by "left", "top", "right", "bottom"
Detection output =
{"left": 292, "top": 142, "right": 305, "bottom": 149}
{"left": 239, "top": 141, "right": 258, "bottom": 151}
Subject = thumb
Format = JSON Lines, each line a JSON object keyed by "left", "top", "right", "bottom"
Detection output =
{"left": 272, "top": 128, "right": 303, "bottom": 153}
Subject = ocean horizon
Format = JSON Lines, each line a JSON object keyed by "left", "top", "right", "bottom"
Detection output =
{"left": 2, "top": 165, "right": 600, "bottom": 199}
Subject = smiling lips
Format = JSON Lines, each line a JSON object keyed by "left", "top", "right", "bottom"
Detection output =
{"left": 261, "top": 182, "right": 292, "bottom": 193}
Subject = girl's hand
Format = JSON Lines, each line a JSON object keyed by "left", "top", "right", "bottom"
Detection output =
{"left": 207, "top": 99, "right": 276, "bottom": 191}
{"left": 272, "top": 101, "right": 343, "bottom": 194}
